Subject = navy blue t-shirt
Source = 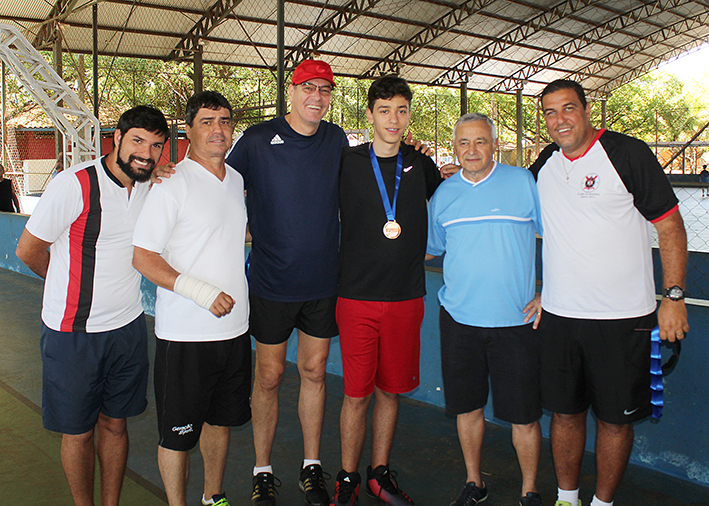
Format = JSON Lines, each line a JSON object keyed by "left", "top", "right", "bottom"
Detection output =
{"left": 226, "top": 116, "right": 348, "bottom": 302}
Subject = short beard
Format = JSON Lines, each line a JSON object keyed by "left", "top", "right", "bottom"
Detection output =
{"left": 116, "top": 139, "right": 155, "bottom": 183}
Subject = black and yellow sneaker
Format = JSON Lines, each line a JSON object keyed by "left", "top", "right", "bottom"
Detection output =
{"left": 299, "top": 463, "right": 330, "bottom": 506}
{"left": 252, "top": 472, "right": 280, "bottom": 506}
{"left": 449, "top": 481, "right": 488, "bottom": 506}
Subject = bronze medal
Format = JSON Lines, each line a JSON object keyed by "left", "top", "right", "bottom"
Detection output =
{"left": 383, "top": 220, "right": 401, "bottom": 239}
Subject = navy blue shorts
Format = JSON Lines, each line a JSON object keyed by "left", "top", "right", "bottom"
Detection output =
{"left": 40, "top": 314, "right": 149, "bottom": 434}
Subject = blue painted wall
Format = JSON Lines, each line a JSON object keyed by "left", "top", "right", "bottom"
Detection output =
{"left": 0, "top": 212, "right": 40, "bottom": 278}
{"left": 1, "top": 211, "right": 707, "bottom": 487}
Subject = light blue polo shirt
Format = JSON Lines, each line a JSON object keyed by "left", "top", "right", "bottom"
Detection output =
{"left": 427, "top": 162, "right": 542, "bottom": 327}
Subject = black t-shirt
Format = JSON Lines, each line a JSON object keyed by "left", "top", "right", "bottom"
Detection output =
{"left": 0, "top": 179, "right": 16, "bottom": 212}
{"left": 338, "top": 142, "right": 441, "bottom": 301}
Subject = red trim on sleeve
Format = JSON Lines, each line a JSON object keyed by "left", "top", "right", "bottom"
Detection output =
{"left": 651, "top": 204, "right": 679, "bottom": 224}
{"left": 565, "top": 128, "right": 605, "bottom": 161}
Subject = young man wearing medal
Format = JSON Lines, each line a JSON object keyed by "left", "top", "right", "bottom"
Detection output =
{"left": 331, "top": 75, "right": 448, "bottom": 506}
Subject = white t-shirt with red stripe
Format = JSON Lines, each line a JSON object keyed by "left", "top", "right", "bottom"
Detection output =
{"left": 530, "top": 129, "right": 679, "bottom": 319}
{"left": 26, "top": 157, "right": 148, "bottom": 333}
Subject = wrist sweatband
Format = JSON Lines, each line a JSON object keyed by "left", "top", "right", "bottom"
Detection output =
{"left": 173, "top": 274, "right": 221, "bottom": 310}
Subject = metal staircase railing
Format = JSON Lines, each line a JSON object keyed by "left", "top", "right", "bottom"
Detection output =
{"left": 0, "top": 24, "right": 100, "bottom": 169}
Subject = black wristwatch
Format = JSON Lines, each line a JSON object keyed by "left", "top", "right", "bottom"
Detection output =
{"left": 663, "top": 286, "right": 685, "bottom": 301}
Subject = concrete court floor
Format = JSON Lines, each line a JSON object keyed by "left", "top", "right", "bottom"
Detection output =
{"left": 1, "top": 267, "right": 708, "bottom": 506}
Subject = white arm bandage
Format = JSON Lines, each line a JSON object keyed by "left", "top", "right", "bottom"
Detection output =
{"left": 173, "top": 274, "right": 221, "bottom": 310}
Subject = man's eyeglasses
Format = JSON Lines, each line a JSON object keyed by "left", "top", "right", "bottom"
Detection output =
{"left": 296, "top": 81, "right": 333, "bottom": 96}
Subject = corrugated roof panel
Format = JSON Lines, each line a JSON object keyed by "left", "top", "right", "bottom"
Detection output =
{"left": 2, "top": 0, "right": 709, "bottom": 96}
{"left": 233, "top": 0, "right": 277, "bottom": 19}
{"left": 0, "top": 2, "right": 49, "bottom": 20}
{"left": 406, "top": 47, "right": 460, "bottom": 67}
{"left": 327, "top": 55, "right": 374, "bottom": 77}
{"left": 485, "top": 0, "right": 538, "bottom": 19}
{"left": 460, "top": 14, "right": 516, "bottom": 41}
{"left": 381, "top": 0, "right": 450, "bottom": 25}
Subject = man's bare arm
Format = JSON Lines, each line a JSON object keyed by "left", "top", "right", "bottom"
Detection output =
{"left": 654, "top": 208, "right": 690, "bottom": 341}
{"left": 132, "top": 246, "right": 179, "bottom": 290}
{"left": 11, "top": 186, "right": 21, "bottom": 213}
{"left": 132, "top": 246, "right": 234, "bottom": 317}
{"left": 16, "top": 230, "right": 52, "bottom": 278}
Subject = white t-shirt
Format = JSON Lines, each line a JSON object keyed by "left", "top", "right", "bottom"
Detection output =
{"left": 531, "top": 130, "right": 679, "bottom": 319}
{"left": 26, "top": 157, "right": 147, "bottom": 333}
{"left": 133, "top": 158, "right": 249, "bottom": 342}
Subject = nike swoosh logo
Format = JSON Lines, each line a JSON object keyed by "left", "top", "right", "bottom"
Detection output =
{"left": 624, "top": 407, "right": 639, "bottom": 415}
{"left": 403, "top": 165, "right": 413, "bottom": 172}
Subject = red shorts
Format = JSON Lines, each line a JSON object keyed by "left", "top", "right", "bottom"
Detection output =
{"left": 336, "top": 297, "right": 423, "bottom": 398}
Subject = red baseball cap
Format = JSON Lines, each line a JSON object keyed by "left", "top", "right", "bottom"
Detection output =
{"left": 292, "top": 59, "right": 336, "bottom": 88}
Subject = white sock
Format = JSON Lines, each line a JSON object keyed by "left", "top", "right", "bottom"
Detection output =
{"left": 202, "top": 494, "right": 214, "bottom": 505}
{"left": 558, "top": 488, "right": 580, "bottom": 505}
{"left": 253, "top": 465, "right": 273, "bottom": 476}
{"left": 303, "top": 459, "right": 321, "bottom": 469}
{"left": 590, "top": 495, "right": 613, "bottom": 506}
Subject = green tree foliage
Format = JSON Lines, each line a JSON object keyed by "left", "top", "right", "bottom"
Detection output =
{"left": 4, "top": 50, "right": 706, "bottom": 157}
{"left": 605, "top": 73, "right": 706, "bottom": 143}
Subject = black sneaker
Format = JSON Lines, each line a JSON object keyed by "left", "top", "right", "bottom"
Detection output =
{"left": 330, "top": 470, "right": 361, "bottom": 506}
{"left": 252, "top": 472, "right": 280, "bottom": 506}
{"left": 449, "top": 482, "right": 488, "bottom": 506}
{"left": 299, "top": 464, "right": 330, "bottom": 506}
{"left": 520, "top": 492, "right": 542, "bottom": 506}
{"left": 365, "top": 465, "right": 415, "bottom": 506}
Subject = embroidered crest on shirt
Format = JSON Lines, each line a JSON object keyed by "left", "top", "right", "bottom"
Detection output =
{"left": 270, "top": 134, "right": 284, "bottom": 145}
{"left": 582, "top": 173, "right": 599, "bottom": 191}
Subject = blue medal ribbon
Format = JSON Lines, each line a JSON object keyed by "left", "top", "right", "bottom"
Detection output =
{"left": 369, "top": 143, "right": 403, "bottom": 224}
{"left": 650, "top": 326, "right": 664, "bottom": 419}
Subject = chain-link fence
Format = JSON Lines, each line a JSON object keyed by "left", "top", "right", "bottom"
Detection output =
{"left": 3, "top": 56, "right": 709, "bottom": 299}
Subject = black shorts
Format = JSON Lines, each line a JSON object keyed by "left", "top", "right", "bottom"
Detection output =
{"left": 41, "top": 314, "right": 149, "bottom": 435}
{"left": 539, "top": 311, "right": 656, "bottom": 424}
{"left": 439, "top": 307, "right": 541, "bottom": 425}
{"left": 154, "top": 333, "right": 252, "bottom": 451}
{"left": 249, "top": 294, "right": 338, "bottom": 345}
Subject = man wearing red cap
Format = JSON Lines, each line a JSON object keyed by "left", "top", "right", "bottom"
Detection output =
{"left": 227, "top": 59, "right": 346, "bottom": 506}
